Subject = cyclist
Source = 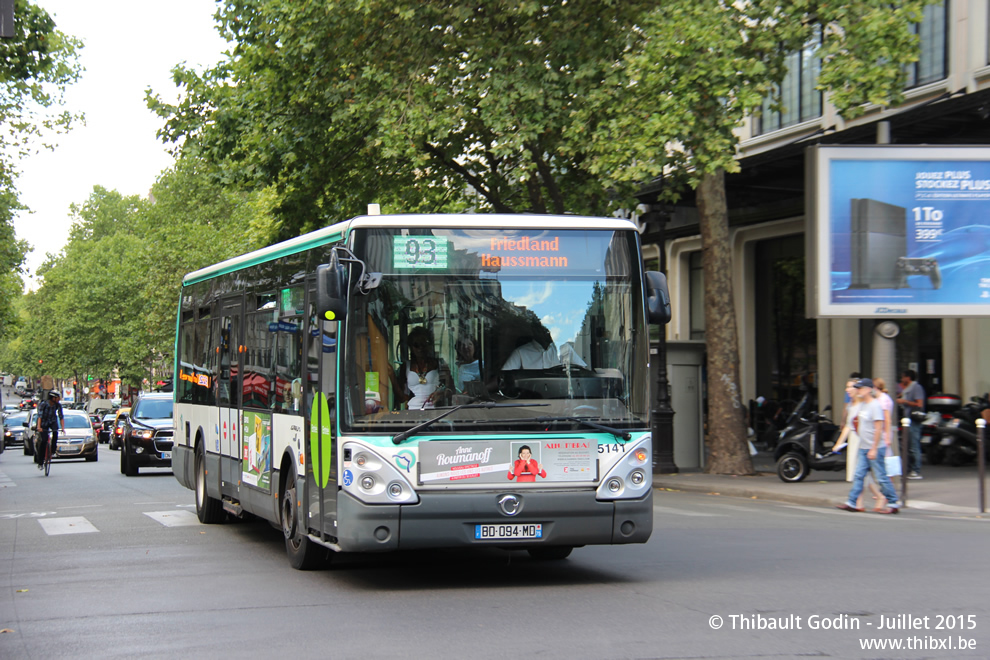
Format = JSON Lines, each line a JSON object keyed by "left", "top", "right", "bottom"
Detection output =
{"left": 35, "top": 389, "right": 65, "bottom": 469}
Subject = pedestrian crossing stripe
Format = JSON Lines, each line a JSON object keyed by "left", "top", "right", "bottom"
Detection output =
{"left": 143, "top": 510, "right": 200, "bottom": 527}
{"left": 38, "top": 517, "right": 99, "bottom": 535}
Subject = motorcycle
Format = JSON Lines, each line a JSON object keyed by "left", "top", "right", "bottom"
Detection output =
{"left": 919, "top": 393, "right": 961, "bottom": 465}
{"left": 774, "top": 393, "right": 843, "bottom": 483}
{"left": 931, "top": 394, "right": 990, "bottom": 466}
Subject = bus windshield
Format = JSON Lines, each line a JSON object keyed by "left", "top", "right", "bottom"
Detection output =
{"left": 340, "top": 227, "right": 649, "bottom": 435}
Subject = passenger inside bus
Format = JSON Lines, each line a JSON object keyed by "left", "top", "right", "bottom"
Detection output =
{"left": 501, "top": 334, "right": 560, "bottom": 370}
{"left": 454, "top": 336, "right": 480, "bottom": 391}
{"left": 398, "top": 326, "right": 451, "bottom": 409}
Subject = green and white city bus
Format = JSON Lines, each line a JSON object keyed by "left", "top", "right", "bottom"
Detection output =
{"left": 172, "top": 213, "right": 671, "bottom": 568}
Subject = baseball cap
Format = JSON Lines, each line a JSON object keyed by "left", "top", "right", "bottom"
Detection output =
{"left": 852, "top": 378, "right": 874, "bottom": 389}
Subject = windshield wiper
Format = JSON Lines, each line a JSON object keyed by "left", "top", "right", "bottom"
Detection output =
{"left": 392, "top": 402, "right": 548, "bottom": 444}
{"left": 535, "top": 416, "right": 631, "bottom": 440}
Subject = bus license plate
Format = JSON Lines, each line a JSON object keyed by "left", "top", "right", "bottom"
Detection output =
{"left": 475, "top": 524, "right": 542, "bottom": 540}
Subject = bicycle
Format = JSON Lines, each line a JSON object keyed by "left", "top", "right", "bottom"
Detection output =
{"left": 37, "top": 429, "right": 53, "bottom": 476}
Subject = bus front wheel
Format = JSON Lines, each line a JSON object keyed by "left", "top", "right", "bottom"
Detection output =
{"left": 195, "top": 444, "right": 224, "bottom": 524}
{"left": 281, "top": 469, "right": 325, "bottom": 570}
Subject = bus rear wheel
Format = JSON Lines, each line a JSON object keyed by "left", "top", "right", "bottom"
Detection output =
{"left": 281, "top": 468, "right": 325, "bottom": 570}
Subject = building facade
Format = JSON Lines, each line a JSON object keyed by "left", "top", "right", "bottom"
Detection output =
{"left": 647, "top": 1, "right": 990, "bottom": 465}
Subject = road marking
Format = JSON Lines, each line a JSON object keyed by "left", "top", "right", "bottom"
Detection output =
{"left": 38, "top": 517, "right": 99, "bottom": 535}
{"left": 143, "top": 510, "right": 200, "bottom": 527}
{"left": 653, "top": 505, "right": 725, "bottom": 517}
{"left": 0, "top": 470, "right": 14, "bottom": 488}
{"left": 0, "top": 511, "right": 56, "bottom": 519}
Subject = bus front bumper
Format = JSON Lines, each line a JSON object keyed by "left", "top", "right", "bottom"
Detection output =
{"left": 334, "top": 488, "right": 652, "bottom": 553}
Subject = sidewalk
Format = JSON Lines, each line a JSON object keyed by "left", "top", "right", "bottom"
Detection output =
{"left": 653, "top": 451, "right": 990, "bottom": 516}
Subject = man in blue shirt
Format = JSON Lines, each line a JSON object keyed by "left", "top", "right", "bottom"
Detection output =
{"left": 896, "top": 369, "right": 926, "bottom": 479}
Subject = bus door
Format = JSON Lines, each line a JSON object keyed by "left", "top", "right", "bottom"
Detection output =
{"left": 218, "top": 296, "right": 243, "bottom": 496}
{"left": 305, "top": 280, "right": 338, "bottom": 540}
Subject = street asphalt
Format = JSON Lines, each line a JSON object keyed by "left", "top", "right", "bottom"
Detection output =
{"left": 654, "top": 450, "right": 990, "bottom": 516}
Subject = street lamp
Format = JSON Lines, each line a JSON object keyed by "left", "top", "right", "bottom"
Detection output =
{"left": 639, "top": 202, "right": 677, "bottom": 474}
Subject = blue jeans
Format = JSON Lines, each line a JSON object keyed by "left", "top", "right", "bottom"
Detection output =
{"left": 846, "top": 447, "right": 899, "bottom": 509}
{"left": 908, "top": 421, "right": 922, "bottom": 474}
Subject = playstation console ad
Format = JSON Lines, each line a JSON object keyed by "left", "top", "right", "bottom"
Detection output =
{"left": 812, "top": 146, "right": 990, "bottom": 317}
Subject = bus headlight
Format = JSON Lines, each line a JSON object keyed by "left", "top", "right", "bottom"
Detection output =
{"left": 341, "top": 441, "right": 418, "bottom": 505}
{"left": 597, "top": 435, "right": 652, "bottom": 501}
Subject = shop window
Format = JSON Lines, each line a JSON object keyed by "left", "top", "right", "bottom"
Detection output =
{"left": 689, "top": 251, "right": 705, "bottom": 340}
{"left": 754, "top": 238, "right": 817, "bottom": 405}
{"left": 754, "top": 28, "right": 822, "bottom": 136}
{"left": 905, "top": 1, "right": 947, "bottom": 88}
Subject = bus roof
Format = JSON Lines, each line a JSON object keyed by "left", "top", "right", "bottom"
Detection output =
{"left": 182, "top": 214, "right": 639, "bottom": 286}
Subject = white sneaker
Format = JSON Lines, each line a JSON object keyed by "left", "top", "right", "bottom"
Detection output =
{"left": 907, "top": 472, "right": 923, "bottom": 480}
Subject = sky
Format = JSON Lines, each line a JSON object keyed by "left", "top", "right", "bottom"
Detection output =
{"left": 13, "top": 0, "right": 229, "bottom": 289}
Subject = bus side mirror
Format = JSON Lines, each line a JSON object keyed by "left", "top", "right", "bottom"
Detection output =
{"left": 316, "top": 254, "right": 348, "bottom": 322}
{"left": 645, "top": 271, "right": 671, "bottom": 325}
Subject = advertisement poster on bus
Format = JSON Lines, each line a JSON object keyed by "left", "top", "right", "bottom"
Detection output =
{"left": 417, "top": 439, "right": 596, "bottom": 485}
{"left": 808, "top": 145, "right": 990, "bottom": 317}
{"left": 242, "top": 411, "right": 272, "bottom": 491}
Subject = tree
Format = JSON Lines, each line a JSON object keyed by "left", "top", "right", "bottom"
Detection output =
{"left": 577, "top": 0, "right": 931, "bottom": 474}
{"left": 148, "top": 0, "right": 655, "bottom": 243}
{"left": 6, "top": 159, "right": 272, "bottom": 390}
{"left": 0, "top": 0, "right": 82, "bottom": 338}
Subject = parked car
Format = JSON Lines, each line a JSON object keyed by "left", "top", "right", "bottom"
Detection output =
{"left": 109, "top": 407, "right": 131, "bottom": 450}
{"left": 3, "top": 411, "right": 30, "bottom": 451}
{"left": 50, "top": 410, "right": 98, "bottom": 461}
{"left": 120, "top": 393, "right": 173, "bottom": 476}
{"left": 21, "top": 409, "right": 37, "bottom": 456}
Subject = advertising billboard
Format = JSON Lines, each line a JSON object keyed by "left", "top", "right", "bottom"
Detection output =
{"left": 806, "top": 146, "right": 990, "bottom": 318}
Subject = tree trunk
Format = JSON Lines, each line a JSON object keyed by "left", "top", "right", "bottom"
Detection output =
{"left": 696, "top": 169, "right": 753, "bottom": 475}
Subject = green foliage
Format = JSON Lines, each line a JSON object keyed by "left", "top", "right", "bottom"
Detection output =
{"left": 578, "top": 0, "right": 931, "bottom": 200}
{"left": 148, "top": 0, "right": 658, "bottom": 240}
{"left": 0, "top": 0, "right": 82, "bottom": 341}
{"left": 0, "top": 158, "right": 272, "bottom": 385}
{"left": 149, "top": 1, "right": 931, "bottom": 237}
{"left": 0, "top": 0, "right": 84, "bottom": 182}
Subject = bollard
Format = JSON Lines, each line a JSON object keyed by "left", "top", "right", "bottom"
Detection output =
{"left": 978, "top": 418, "right": 986, "bottom": 514}
{"left": 900, "top": 417, "right": 910, "bottom": 506}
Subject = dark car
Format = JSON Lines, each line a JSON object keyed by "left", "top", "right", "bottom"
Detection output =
{"left": 120, "top": 393, "right": 173, "bottom": 476}
{"left": 98, "top": 412, "right": 117, "bottom": 444}
{"left": 3, "top": 411, "right": 30, "bottom": 451}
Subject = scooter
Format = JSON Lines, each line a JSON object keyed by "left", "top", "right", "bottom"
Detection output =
{"left": 919, "top": 393, "right": 961, "bottom": 465}
{"left": 931, "top": 394, "right": 990, "bottom": 466}
{"left": 774, "top": 393, "right": 843, "bottom": 482}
